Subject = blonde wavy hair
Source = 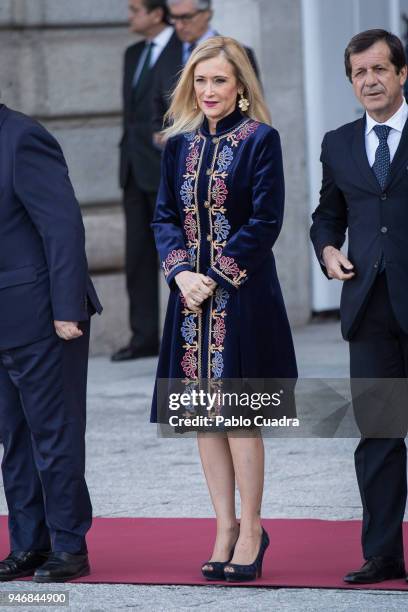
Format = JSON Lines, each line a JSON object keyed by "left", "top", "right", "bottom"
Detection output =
{"left": 163, "top": 36, "right": 271, "bottom": 138}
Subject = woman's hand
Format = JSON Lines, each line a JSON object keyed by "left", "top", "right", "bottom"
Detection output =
{"left": 205, "top": 277, "right": 217, "bottom": 292}
{"left": 175, "top": 271, "right": 215, "bottom": 313}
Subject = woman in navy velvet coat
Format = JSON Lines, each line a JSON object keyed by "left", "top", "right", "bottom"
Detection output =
{"left": 151, "top": 37, "right": 297, "bottom": 582}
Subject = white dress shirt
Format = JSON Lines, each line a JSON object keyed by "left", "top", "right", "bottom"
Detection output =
{"left": 133, "top": 26, "right": 174, "bottom": 86}
{"left": 149, "top": 25, "right": 174, "bottom": 67}
{"left": 365, "top": 98, "right": 408, "bottom": 166}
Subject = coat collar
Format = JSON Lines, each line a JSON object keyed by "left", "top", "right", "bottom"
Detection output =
{"left": 0, "top": 104, "right": 8, "bottom": 126}
{"left": 201, "top": 107, "right": 246, "bottom": 137}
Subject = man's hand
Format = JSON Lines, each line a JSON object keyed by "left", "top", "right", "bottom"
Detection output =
{"left": 322, "top": 246, "right": 355, "bottom": 280}
{"left": 175, "top": 271, "right": 216, "bottom": 313}
{"left": 54, "top": 321, "right": 83, "bottom": 341}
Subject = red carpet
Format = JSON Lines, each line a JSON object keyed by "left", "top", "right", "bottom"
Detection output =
{"left": 1, "top": 516, "right": 408, "bottom": 589}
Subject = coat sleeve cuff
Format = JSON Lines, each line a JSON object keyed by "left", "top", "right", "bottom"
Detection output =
{"left": 52, "top": 308, "right": 89, "bottom": 322}
{"left": 206, "top": 263, "right": 247, "bottom": 290}
{"left": 162, "top": 249, "right": 192, "bottom": 287}
{"left": 165, "top": 263, "right": 193, "bottom": 289}
{"left": 316, "top": 243, "right": 333, "bottom": 280}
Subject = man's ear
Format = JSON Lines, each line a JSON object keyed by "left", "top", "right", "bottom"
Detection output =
{"left": 153, "top": 7, "right": 164, "bottom": 24}
{"left": 400, "top": 64, "right": 408, "bottom": 87}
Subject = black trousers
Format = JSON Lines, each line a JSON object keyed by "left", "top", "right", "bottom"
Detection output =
{"left": 0, "top": 323, "right": 92, "bottom": 554}
{"left": 349, "top": 272, "right": 408, "bottom": 559}
{"left": 123, "top": 173, "right": 159, "bottom": 350}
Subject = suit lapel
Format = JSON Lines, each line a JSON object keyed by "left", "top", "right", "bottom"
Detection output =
{"left": 155, "top": 31, "right": 183, "bottom": 71}
{"left": 130, "top": 33, "right": 183, "bottom": 104}
{"left": 385, "top": 117, "right": 408, "bottom": 189}
{"left": 351, "top": 116, "right": 381, "bottom": 193}
{"left": 132, "top": 69, "right": 153, "bottom": 104}
{"left": 124, "top": 44, "right": 144, "bottom": 106}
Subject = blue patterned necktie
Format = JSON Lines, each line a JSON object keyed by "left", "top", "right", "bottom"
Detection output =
{"left": 183, "top": 42, "right": 197, "bottom": 64}
{"left": 372, "top": 124, "right": 391, "bottom": 190}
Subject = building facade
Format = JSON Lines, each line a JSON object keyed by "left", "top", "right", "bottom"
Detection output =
{"left": 1, "top": 0, "right": 312, "bottom": 354}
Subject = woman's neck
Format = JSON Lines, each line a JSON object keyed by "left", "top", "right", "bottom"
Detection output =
{"left": 208, "top": 119, "right": 217, "bottom": 135}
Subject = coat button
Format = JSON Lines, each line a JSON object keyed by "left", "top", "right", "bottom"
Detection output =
{"left": 380, "top": 193, "right": 387, "bottom": 200}
{"left": 206, "top": 169, "right": 212, "bottom": 176}
{"left": 374, "top": 262, "right": 379, "bottom": 268}
{"left": 207, "top": 234, "right": 212, "bottom": 241}
{"left": 204, "top": 201, "right": 210, "bottom": 208}
{"left": 212, "top": 137, "right": 219, "bottom": 144}
{"left": 380, "top": 226, "right": 388, "bottom": 234}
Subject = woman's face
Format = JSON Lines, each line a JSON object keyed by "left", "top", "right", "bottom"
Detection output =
{"left": 194, "top": 55, "right": 241, "bottom": 125}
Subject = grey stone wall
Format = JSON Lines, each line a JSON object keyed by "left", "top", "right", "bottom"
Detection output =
{"left": 1, "top": 0, "right": 132, "bottom": 355}
{"left": 0, "top": 0, "right": 310, "bottom": 354}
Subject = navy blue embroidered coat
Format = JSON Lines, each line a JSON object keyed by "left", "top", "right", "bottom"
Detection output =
{"left": 150, "top": 109, "right": 297, "bottom": 422}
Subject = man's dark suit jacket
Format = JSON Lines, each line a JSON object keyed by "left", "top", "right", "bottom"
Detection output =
{"left": 120, "top": 36, "right": 175, "bottom": 192}
{"left": 310, "top": 114, "right": 408, "bottom": 340}
{"left": 0, "top": 104, "right": 102, "bottom": 351}
{"left": 151, "top": 32, "right": 260, "bottom": 132}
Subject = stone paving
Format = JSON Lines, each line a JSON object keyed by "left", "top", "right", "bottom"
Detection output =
{"left": 0, "top": 321, "right": 407, "bottom": 611}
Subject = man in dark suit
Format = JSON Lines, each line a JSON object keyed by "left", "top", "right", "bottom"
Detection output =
{"left": 112, "top": 0, "right": 175, "bottom": 362}
{"left": 0, "top": 104, "right": 102, "bottom": 582}
{"left": 311, "top": 29, "right": 408, "bottom": 584}
{"left": 152, "top": 0, "right": 260, "bottom": 134}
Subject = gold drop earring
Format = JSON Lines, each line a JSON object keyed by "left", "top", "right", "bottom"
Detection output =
{"left": 193, "top": 98, "right": 198, "bottom": 111}
{"left": 238, "top": 91, "right": 250, "bottom": 112}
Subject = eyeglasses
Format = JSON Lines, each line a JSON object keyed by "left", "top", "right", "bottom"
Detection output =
{"left": 168, "top": 10, "right": 204, "bottom": 24}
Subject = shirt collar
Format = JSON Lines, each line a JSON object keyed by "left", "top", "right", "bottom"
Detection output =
{"left": 149, "top": 25, "right": 174, "bottom": 49}
{"left": 182, "top": 28, "right": 217, "bottom": 53}
{"left": 365, "top": 98, "right": 408, "bottom": 135}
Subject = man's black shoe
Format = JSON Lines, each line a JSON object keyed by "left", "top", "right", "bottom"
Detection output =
{"left": 33, "top": 552, "right": 90, "bottom": 583}
{"left": 0, "top": 551, "right": 50, "bottom": 581}
{"left": 344, "top": 556, "right": 405, "bottom": 584}
{"left": 111, "top": 345, "right": 159, "bottom": 362}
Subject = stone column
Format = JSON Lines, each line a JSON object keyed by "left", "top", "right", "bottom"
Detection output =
{"left": 213, "top": 0, "right": 311, "bottom": 326}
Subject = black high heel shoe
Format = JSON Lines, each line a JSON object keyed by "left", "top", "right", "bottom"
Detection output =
{"left": 201, "top": 532, "right": 239, "bottom": 581}
{"left": 223, "top": 527, "right": 269, "bottom": 582}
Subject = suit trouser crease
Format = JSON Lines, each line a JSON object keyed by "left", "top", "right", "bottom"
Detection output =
{"left": 0, "top": 324, "right": 92, "bottom": 553}
{"left": 123, "top": 174, "right": 159, "bottom": 349}
{"left": 350, "top": 272, "right": 407, "bottom": 559}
